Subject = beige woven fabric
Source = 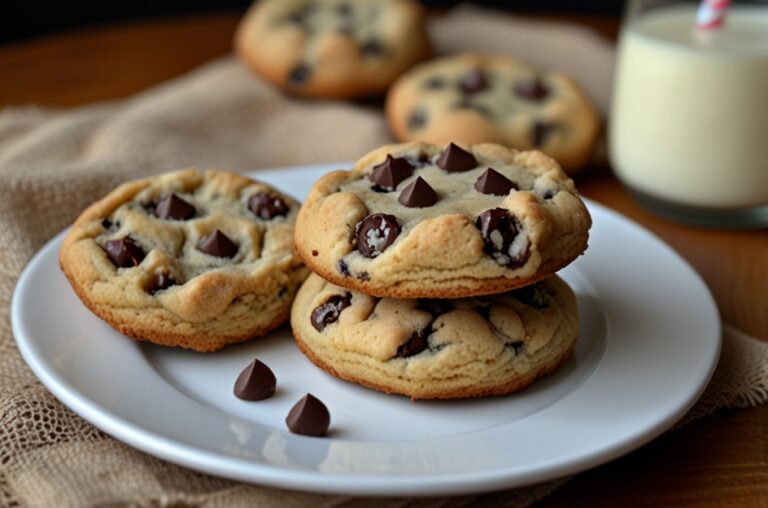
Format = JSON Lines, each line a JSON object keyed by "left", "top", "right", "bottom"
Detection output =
{"left": 1, "top": 6, "right": 766, "bottom": 507}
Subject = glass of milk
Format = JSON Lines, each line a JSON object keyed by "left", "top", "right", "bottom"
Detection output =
{"left": 610, "top": 0, "right": 768, "bottom": 228}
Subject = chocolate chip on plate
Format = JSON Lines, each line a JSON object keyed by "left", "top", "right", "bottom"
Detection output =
{"left": 474, "top": 168, "right": 517, "bottom": 196}
{"left": 147, "top": 269, "right": 176, "bottom": 295}
{"left": 234, "top": 358, "right": 277, "bottom": 401}
{"left": 417, "top": 299, "right": 454, "bottom": 317}
{"left": 436, "top": 143, "right": 477, "bottom": 172}
{"left": 459, "top": 69, "right": 488, "bottom": 94}
{"left": 249, "top": 192, "right": 289, "bottom": 220}
{"left": 154, "top": 193, "right": 195, "bottom": 221}
{"left": 369, "top": 154, "right": 414, "bottom": 191}
{"left": 515, "top": 77, "right": 549, "bottom": 101}
{"left": 532, "top": 121, "right": 557, "bottom": 147}
{"left": 197, "top": 229, "right": 238, "bottom": 258}
{"left": 355, "top": 213, "right": 400, "bottom": 258}
{"left": 104, "top": 236, "right": 145, "bottom": 268}
{"left": 396, "top": 329, "right": 429, "bottom": 358}
{"left": 475, "top": 208, "right": 530, "bottom": 268}
{"left": 311, "top": 293, "right": 352, "bottom": 331}
{"left": 286, "top": 393, "right": 330, "bottom": 437}
{"left": 288, "top": 64, "right": 311, "bottom": 87}
{"left": 398, "top": 177, "right": 437, "bottom": 208}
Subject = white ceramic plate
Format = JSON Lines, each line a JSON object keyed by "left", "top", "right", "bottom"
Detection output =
{"left": 12, "top": 163, "right": 720, "bottom": 496}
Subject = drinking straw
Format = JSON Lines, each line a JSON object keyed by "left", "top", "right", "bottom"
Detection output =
{"left": 696, "top": 0, "right": 731, "bottom": 29}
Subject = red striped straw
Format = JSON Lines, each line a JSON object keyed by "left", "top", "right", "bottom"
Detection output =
{"left": 696, "top": 0, "right": 731, "bottom": 29}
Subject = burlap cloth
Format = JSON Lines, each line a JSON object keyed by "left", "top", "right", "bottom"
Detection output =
{"left": 1, "top": 6, "right": 767, "bottom": 507}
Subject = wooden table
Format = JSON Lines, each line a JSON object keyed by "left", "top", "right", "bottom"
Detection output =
{"left": 2, "top": 11, "right": 766, "bottom": 507}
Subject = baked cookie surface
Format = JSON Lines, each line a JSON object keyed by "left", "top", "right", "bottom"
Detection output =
{"left": 235, "top": 0, "right": 431, "bottom": 99}
{"left": 291, "top": 273, "right": 579, "bottom": 400}
{"left": 386, "top": 53, "right": 600, "bottom": 173}
{"left": 294, "top": 141, "right": 591, "bottom": 299}
{"left": 59, "top": 169, "right": 308, "bottom": 352}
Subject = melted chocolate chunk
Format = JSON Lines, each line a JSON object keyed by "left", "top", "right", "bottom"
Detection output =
{"left": 197, "top": 229, "right": 238, "bottom": 258}
{"left": 249, "top": 192, "right": 289, "bottom": 220}
{"left": 424, "top": 76, "right": 447, "bottom": 89}
{"left": 234, "top": 359, "right": 276, "bottom": 401}
{"left": 510, "top": 284, "right": 548, "bottom": 309}
{"left": 155, "top": 193, "right": 195, "bottom": 221}
{"left": 396, "top": 329, "right": 429, "bottom": 358}
{"left": 475, "top": 209, "right": 530, "bottom": 268}
{"left": 148, "top": 269, "right": 176, "bottom": 295}
{"left": 533, "top": 121, "right": 557, "bottom": 147}
{"left": 459, "top": 69, "right": 488, "bottom": 94}
{"left": 355, "top": 213, "right": 400, "bottom": 258}
{"left": 360, "top": 39, "right": 384, "bottom": 57}
{"left": 288, "top": 64, "right": 311, "bottom": 87}
{"left": 311, "top": 293, "right": 352, "bottom": 331}
{"left": 474, "top": 168, "right": 517, "bottom": 196}
{"left": 417, "top": 299, "right": 454, "bottom": 317}
{"left": 436, "top": 143, "right": 477, "bottom": 172}
{"left": 407, "top": 110, "right": 427, "bottom": 131}
{"left": 515, "top": 77, "right": 549, "bottom": 101}
{"left": 398, "top": 177, "right": 437, "bottom": 208}
{"left": 286, "top": 394, "right": 330, "bottom": 437}
{"left": 104, "top": 236, "right": 145, "bottom": 268}
{"left": 369, "top": 155, "right": 415, "bottom": 191}
{"left": 337, "top": 259, "right": 351, "bottom": 277}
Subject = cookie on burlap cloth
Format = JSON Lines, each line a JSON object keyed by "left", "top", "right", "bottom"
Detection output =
{"left": 291, "top": 272, "right": 578, "bottom": 399}
{"left": 235, "top": 0, "right": 432, "bottom": 98}
{"left": 294, "top": 141, "right": 591, "bottom": 299}
{"left": 59, "top": 168, "right": 308, "bottom": 352}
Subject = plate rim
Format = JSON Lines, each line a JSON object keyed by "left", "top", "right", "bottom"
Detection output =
{"left": 11, "top": 163, "right": 721, "bottom": 496}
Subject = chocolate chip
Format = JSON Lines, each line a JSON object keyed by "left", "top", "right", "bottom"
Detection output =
{"left": 396, "top": 329, "right": 429, "bottom": 358}
{"left": 510, "top": 284, "right": 548, "bottom": 309}
{"left": 436, "top": 143, "right": 477, "bottom": 172}
{"left": 398, "top": 177, "right": 438, "bottom": 208}
{"left": 423, "top": 76, "right": 447, "bottom": 89}
{"left": 249, "top": 192, "right": 289, "bottom": 220}
{"left": 288, "top": 64, "right": 311, "bottom": 87}
{"left": 286, "top": 394, "right": 330, "bottom": 437}
{"left": 459, "top": 69, "right": 488, "bottom": 94}
{"left": 234, "top": 359, "right": 276, "bottom": 401}
{"left": 369, "top": 155, "right": 414, "bottom": 191}
{"left": 515, "top": 77, "right": 549, "bottom": 101}
{"left": 311, "top": 293, "right": 352, "bottom": 332}
{"left": 197, "top": 229, "right": 238, "bottom": 258}
{"left": 311, "top": 250, "right": 319, "bottom": 257}
{"left": 100, "top": 218, "right": 115, "bottom": 230}
{"left": 360, "top": 39, "right": 384, "bottom": 57}
{"left": 355, "top": 213, "right": 400, "bottom": 258}
{"left": 104, "top": 236, "right": 144, "bottom": 268}
{"left": 407, "top": 110, "right": 427, "bottom": 131}
{"left": 533, "top": 121, "right": 557, "bottom": 147}
{"left": 154, "top": 193, "right": 195, "bottom": 221}
{"left": 148, "top": 269, "right": 176, "bottom": 295}
{"left": 417, "top": 299, "right": 453, "bottom": 317}
{"left": 337, "top": 259, "right": 350, "bottom": 277}
{"left": 474, "top": 168, "right": 517, "bottom": 196}
{"left": 357, "top": 272, "right": 370, "bottom": 281}
{"left": 452, "top": 100, "right": 492, "bottom": 117}
{"left": 475, "top": 209, "right": 530, "bottom": 268}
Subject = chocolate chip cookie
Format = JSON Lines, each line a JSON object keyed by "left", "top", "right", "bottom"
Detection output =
{"left": 385, "top": 54, "right": 600, "bottom": 173}
{"left": 59, "top": 169, "right": 308, "bottom": 352}
{"left": 235, "top": 0, "right": 431, "bottom": 99}
{"left": 294, "top": 141, "right": 591, "bottom": 299}
{"left": 291, "top": 273, "right": 578, "bottom": 400}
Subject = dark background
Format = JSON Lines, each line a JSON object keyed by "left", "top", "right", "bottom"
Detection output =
{"left": 0, "top": 0, "right": 624, "bottom": 44}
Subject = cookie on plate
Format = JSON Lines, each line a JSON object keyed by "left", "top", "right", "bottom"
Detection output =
{"left": 291, "top": 273, "right": 578, "bottom": 399}
{"left": 294, "top": 141, "right": 591, "bottom": 299}
{"left": 385, "top": 53, "right": 600, "bottom": 173}
{"left": 59, "top": 169, "right": 308, "bottom": 352}
{"left": 235, "top": 0, "right": 431, "bottom": 99}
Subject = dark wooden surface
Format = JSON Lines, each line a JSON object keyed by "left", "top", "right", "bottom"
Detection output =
{"left": 1, "top": 11, "right": 766, "bottom": 507}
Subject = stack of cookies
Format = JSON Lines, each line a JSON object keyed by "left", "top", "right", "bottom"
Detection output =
{"left": 290, "top": 141, "right": 592, "bottom": 399}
